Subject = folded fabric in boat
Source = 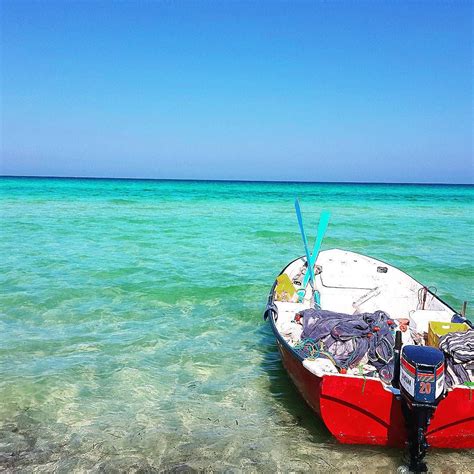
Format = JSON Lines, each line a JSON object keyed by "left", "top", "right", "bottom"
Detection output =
{"left": 277, "top": 319, "right": 303, "bottom": 346}
{"left": 439, "top": 329, "right": 474, "bottom": 388}
{"left": 297, "top": 308, "right": 396, "bottom": 382}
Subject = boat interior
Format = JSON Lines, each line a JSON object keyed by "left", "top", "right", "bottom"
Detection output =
{"left": 272, "top": 249, "right": 457, "bottom": 380}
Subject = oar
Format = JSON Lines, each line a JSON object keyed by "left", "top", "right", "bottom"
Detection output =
{"left": 302, "top": 210, "right": 331, "bottom": 288}
{"left": 294, "top": 198, "right": 315, "bottom": 288}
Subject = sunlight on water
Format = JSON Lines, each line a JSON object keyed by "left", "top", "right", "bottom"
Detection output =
{"left": 0, "top": 178, "right": 472, "bottom": 472}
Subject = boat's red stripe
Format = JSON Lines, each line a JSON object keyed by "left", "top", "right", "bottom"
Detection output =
{"left": 436, "top": 364, "right": 444, "bottom": 377}
{"left": 418, "top": 375, "right": 435, "bottom": 382}
{"left": 401, "top": 358, "right": 416, "bottom": 375}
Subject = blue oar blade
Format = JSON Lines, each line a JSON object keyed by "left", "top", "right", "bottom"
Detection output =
{"left": 294, "top": 198, "right": 315, "bottom": 287}
{"left": 303, "top": 210, "right": 331, "bottom": 287}
{"left": 313, "top": 210, "right": 330, "bottom": 256}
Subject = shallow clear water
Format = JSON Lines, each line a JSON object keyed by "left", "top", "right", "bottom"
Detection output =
{"left": 0, "top": 177, "right": 473, "bottom": 472}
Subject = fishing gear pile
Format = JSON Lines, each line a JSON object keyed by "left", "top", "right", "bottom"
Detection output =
{"left": 295, "top": 309, "right": 397, "bottom": 382}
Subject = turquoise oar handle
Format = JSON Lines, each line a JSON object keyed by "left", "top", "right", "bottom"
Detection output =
{"left": 302, "top": 210, "right": 331, "bottom": 288}
{"left": 294, "top": 198, "right": 315, "bottom": 288}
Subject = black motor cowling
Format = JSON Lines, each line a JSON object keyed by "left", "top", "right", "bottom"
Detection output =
{"left": 400, "top": 345, "right": 445, "bottom": 406}
{"left": 399, "top": 345, "right": 445, "bottom": 473}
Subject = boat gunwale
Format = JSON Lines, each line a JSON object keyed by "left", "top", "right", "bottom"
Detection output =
{"left": 266, "top": 255, "right": 305, "bottom": 364}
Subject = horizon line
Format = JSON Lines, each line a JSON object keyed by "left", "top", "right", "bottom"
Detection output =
{"left": 1, "top": 174, "right": 473, "bottom": 187}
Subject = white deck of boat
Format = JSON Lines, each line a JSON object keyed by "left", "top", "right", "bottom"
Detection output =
{"left": 274, "top": 249, "right": 455, "bottom": 354}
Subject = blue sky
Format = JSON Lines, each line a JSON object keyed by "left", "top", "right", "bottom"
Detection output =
{"left": 1, "top": 1, "right": 472, "bottom": 183}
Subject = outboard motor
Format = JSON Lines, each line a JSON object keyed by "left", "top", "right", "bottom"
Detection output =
{"left": 399, "top": 345, "right": 445, "bottom": 472}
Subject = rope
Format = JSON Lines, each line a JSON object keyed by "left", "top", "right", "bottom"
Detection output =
{"left": 294, "top": 338, "right": 337, "bottom": 365}
{"left": 464, "top": 381, "right": 474, "bottom": 401}
{"left": 358, "top": 364, "right": 367, "bottom": 393}
{"left": 417, "top": 285, "right": 438, "bottom": 310}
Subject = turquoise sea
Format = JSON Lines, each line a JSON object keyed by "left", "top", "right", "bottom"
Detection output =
{"left": 1, "top": 177, "right": 473, "bottom": 472}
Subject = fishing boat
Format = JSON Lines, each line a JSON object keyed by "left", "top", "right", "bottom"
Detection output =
{"left": 264, "top": 201, "right": 473, "bottom": 472}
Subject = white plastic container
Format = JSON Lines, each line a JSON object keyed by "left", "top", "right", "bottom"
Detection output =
{"left": 409, "top": 309, "right": 452, "bottom": 334}
{"left": 303, "top": 358, "right": 338, "bottom": 377}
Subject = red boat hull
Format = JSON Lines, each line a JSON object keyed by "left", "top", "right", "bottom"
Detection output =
{"left": 276, "top": 338, "right": 474, "bottom": 449}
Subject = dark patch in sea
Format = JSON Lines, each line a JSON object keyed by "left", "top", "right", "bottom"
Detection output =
{"left": 254, "top": 230, "right": 298, "bottom": 240}
{"left": 108, "top": 199, "right": 138, "bottom": 205}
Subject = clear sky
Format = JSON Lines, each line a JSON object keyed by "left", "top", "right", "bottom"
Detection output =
{"left": 1, "top": 1, "right": 472, "bottom": 183}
